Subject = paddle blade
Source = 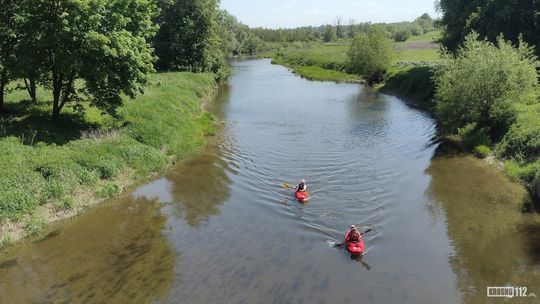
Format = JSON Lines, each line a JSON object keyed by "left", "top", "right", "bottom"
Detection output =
{"left": 361, "top": 229, "right": 372, "bottom": 236}
{"left": 283, "top": 183, "right": 290, "bottom": 189}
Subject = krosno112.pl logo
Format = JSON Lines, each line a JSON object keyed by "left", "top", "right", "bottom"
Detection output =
{"left": 487, "top": 286, "right": 536, "bottom": 298}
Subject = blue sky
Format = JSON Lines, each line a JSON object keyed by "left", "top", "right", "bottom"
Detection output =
{"left": 220, "top": 0, "right": 439, "bottom": 29}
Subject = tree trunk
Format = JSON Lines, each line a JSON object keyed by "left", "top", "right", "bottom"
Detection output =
{"left": 0, "top": 80, "right": 4, "bottom": 113}
{"left": 52, "top": 74, "right": 62, "bottom": 120}
{"left": 0, "top": 70, "right": 6, "bottom": 113}
{"left": 24, "top": 77, "right": 37, "bottom": 102}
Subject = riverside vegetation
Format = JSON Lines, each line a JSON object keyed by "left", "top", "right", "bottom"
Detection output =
{"left": 0, "top": 0, "right": 247, "bottom": 245}
{"left": 0, "top": 73, "right": 217, "bottom": 244}
{"left": 259, "top": 10, "right": 539, "bottom": 200}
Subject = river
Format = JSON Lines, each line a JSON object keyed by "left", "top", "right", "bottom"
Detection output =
{"left": 1, "top": 59, "right": 539, "bottom": 304}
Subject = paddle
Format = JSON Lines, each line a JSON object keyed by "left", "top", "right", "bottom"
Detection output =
{"left": 334, "top": 228, "right": 372, "bottom": 247}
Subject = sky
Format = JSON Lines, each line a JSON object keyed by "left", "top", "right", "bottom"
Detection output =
{"left": 220, "top": 0, "right": 439, "bottom": 29}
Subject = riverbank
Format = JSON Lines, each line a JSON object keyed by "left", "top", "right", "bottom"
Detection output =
{"left": 0, "top": 72, "right": 219, "bottom": 247}
{"left": 262, "top": 40, "right": 539, "bottom": 204}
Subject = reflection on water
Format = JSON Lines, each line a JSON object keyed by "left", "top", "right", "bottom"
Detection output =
{"left": 0, "top": 59, "right": 538, "bottom": 304}
{"left": 426, "top": 147, "right": 540, "bottom": 303}
{"left": 0, "top": 197, "right": 174, "bottom": 304}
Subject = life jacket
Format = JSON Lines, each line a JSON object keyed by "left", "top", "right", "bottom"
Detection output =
{"left": 347, "top": 230, "right": 360, "bottom": 243}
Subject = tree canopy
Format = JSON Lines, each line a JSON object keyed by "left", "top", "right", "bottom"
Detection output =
{"left": 438, "top": 0, "right": 540, "bottom": 54}
{"left": 347, "top": 28, "right": 395, "bottom": 84}
{"left": 434, "top": 32, "right": 539, "bottom": 141}
{"left": 153, "top": 0, "right": 226, "bottom": 75}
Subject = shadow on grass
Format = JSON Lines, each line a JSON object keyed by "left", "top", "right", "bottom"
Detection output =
{"left": 0, "top": 100, "right": 101, "bottom": 145}
{"left": 380, "top": 66, "right": 436, "bottom": 112}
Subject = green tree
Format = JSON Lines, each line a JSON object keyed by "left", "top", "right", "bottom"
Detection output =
{"left": 335, "top": 16, "right": 345, "bottom": 39}
{"left": 0, "top": 0, "right": 19, "bottom": 112}
{"left": 347, "top": 28, "right": 394, "bottom": 85}
{"left": 17, "top": 0, "right": 158, "bottom": 120}
{"left": 393, "top": 29, "right": 412, "bottom": 42}
{"left": 434, "top": 32, "right": 539, "bottom": 141}
{"left": 323, "top": 25, "right": 336, "bottom": 42}
{"left": 414, "top": 13, "right": 433, "bottom": 33}
{"left": 154, "top": 0, "right": 226, "bottom": 75}
{"left": 438, "top": 0, "right": 539, "bottom": 54}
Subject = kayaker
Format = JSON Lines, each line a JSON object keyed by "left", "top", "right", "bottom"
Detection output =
{"left": 346, "top": 225, "right": 361, "bottom": 243}
{"left": 294, "top": 179, "right": 307, "bottom": 192}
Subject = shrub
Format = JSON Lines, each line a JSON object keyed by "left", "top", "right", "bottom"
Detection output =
{"left": 495, "top": 103, "right": 540, "bottom": 161}
{"left": 505, "top": 160, "right": 540, "bottom": 184}
{"left": 96, "top": 182, "right": 120, "bottom": 199}
{"left": 434, "top": 32, "right": 539, "bottom": 140}
{"left": 457, "top": 123, "right": 492, "bottom": 150}
{"left": 474, "top": 145, "right": 491, "bottom": 158}
{"left": 394, "top": 29, "right": 412, "bottom": 42}
{"left": 347, "top": 28, "right": 395, "bottom": 85}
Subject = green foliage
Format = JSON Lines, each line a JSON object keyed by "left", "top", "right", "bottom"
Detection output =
{"left": 154, "top": 0, "right": 226, "bottom": 76}
{"left": 293, "top": 66, "right": 360, "bottom": 83}
{"left": 0, "top": 0, "right": 19, "bottom": 111}
{"left": 496, "top": 102, "right": 540, "bottom": 162}
{"left": 0, "top": 72, "right": 216, "bottom": 223}
{"left": 434, "top": 33, "right": 539, "bottom": 140}
{"left": 438, "top": 0, "right": 539, "bottom": 55}
{"left": 394, "top": 29, "right": 412, "bottom": 42}
{"left": 57, "top": 196, "right": 75, "bottom": 210}
{"left": 121, "top": 72, "right": 216, "bottom": 157}
{"left": 23, "top": 216, "right": 46, "bottom": 236}
{"left": 505, "top": 160, "right": 540, "bottom": 185}
{"left": 323, "top": 25, "right": 337, "bottom": 42}
{"left": 382, "top": 66, "right": 436, "bottom": 107}
{"left": 198, "top": 112, "right": 217, "bottom": 136}
{"left": 96, "top": 182, "right": 120, "bottom": 199}
{"left": 414, "top": 13, "right": 435, "bottom": 33}
{"left": 347, "top": 28, "right": 395, "bottom": 84}
{"left": 457, "top": 123, "right": 492, "bottom": 150}
{"left": 218, "top": 10, "right": 265, "bottom": 56}
{"left": 474, "top": 145, "right": 491, "bottom": 158}
{"left": 16, "top": 0, "right": 158, "bottom": 118}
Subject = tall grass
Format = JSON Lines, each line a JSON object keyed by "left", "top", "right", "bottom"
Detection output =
{"left": 0, "top": 72, "right": 217, "bottom": 224}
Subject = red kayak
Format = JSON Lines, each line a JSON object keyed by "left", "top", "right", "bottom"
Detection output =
{"left": 294, "top": 190, "right": 309, "bottom": 202}
{"left": 345, "top": 229, "right": 365, "bottom": 255}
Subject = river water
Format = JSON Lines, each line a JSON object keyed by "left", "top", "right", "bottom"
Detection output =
{"left": 1, "top": 59, "right": 539, "bottom": 304}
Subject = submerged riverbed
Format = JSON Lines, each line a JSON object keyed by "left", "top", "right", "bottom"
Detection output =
{"left": 1, "top": 59, "right": 538, "bottom": 304}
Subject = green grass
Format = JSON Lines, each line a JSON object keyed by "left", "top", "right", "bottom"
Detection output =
{"left": 0, "top": 72, "right": 217, "bottom": 224}
{"left": 261, "top": 32, "right": 442, "bottom": 83}
{"left": 380, "top": 65, "right": 436, "bottom": 109}
{"left": 395, "top": 48, "right": 441, "bottom": 62}
{"left": 293, "top": 66, "right": 361, "bottom": 82}
{"left": 405, "top": 30, "right": 441, "bottom": 42}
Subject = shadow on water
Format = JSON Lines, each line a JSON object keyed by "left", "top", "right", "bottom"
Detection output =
{"left": 425, "top": 144, "right": 540, "bottom": 303}
{"left": 165, "top": 147, "right": 232, "bottom": 227}
{"left": 0, "top": 196, "right": 175, "bottom": 304}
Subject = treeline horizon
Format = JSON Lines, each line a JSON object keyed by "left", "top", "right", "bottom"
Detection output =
{"left": 236, "top": 13, "right": 437, "bottom": 43}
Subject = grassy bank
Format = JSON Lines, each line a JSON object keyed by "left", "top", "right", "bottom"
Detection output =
{"left": 261, "top": 31, "right": 441, "bottom": 83}
{"left": 0, "top": 72, "right": 218, "bottom": 246}
{"left": 261, "top": 42, "right": 361, "bottom": 83}
{"left": 262, "top": 32, "right": 539, "bottom": 201}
